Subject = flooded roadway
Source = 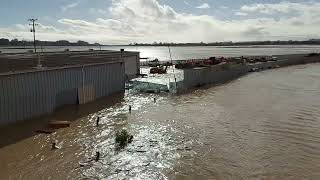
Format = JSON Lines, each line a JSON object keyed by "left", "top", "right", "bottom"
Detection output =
{"left": 1, "top": 63, "right": 320, "bottom": 179}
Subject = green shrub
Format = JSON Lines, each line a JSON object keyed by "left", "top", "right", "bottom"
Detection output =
{"left": 115, "top": 129, "right": 133, "bottom": 148}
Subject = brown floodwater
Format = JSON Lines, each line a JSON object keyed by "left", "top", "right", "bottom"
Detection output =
{"left": 1, "top": 63, "right": 320, "bottom": 179}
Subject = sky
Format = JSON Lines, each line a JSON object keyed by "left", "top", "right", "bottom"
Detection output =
{"left": 0, "top": 0, "right": 320, "bottom": 44}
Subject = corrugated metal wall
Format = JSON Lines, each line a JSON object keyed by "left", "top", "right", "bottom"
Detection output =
{"left": 0, "top": 62, "right": 125, "bottom": 125}
{"left": 123, "top": 53, "right": 140, "bottom": 79}
{"left": 182, "top": 56, "right": 320, "bottom": 91}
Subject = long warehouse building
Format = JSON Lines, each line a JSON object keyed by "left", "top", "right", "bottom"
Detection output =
{"left": 0, "top": 50, "right": 140, "bottom": 125}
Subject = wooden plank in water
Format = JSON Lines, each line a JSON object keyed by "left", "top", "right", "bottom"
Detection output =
{"left": 36, "top": 128, "right": 56, "bottom": 134}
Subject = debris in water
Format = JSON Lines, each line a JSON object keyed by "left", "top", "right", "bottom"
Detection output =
{"left": 128, "top": 135, "right": 134, "bottom": 143}
{"left": 96, "top": 116, "right": 100, "bottom": 127}
{"left": 136, "top": 150, "right": 147, "bottom": 153}
{"left": 51, "top": 140, "right": 61, "bottom": 150}
{"left": 129, "top": 105, "right": 132, "bottom": 113}
{"left": 143, "top": 162, "right": 150, "bottom": 166}
{"left": 79, "top": 151, "right": 102, "bottom": 167}
{"left": 36, "top": 128, "right": 55, "bottom": 134}
{"left": 48, "top": 120, "right": 70, "bottom": 129}
{"left": 52, "top": 142, "right": 57, "bottom": 150}
{"left": 95, "top": 151, "right": 100, "bottom": 162}
{"left": 79, "top": 162, "right": 89, "bottom": 167}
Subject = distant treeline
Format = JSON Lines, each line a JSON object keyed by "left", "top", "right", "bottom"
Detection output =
{"left": 0, "top": 38, "right": 101, "bottom": 46}
{"left": 130, "top": 39, "right": 320, "bottom": 46}
{"left": 2, "top": 38, "right": 320, "bottom": 47}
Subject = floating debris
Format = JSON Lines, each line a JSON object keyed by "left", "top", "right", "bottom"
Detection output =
{"left": 95, "top": 151, "right": 100, "bottom": 162}
{"left": 129, "top": 105, "right": 132, "bottom": 113}
{"left": 79, "top": 151, "right": 101, "bottom": 167}
{"left": 36, "top": 128, "right": 55, "bottom": 134}
{"left": 48, "top": 120, "right": 70, "bottom": 129}
{"left": 96, "top": 117, "right": 100, "bottom": 127}
{"left": 51, "top": 140, "right": 62, "bottom": 150}
{"left": 136, "top": 150, "right": 147, "bottom": 153}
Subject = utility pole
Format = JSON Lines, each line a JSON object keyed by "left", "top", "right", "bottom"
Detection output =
{"left": 28, "top": 18, "right": 38, "bottom": 53}
{"left": 168, "top": 46, "right": 177, "bottom": 91}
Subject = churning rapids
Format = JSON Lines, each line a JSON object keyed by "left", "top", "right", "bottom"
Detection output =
{"left": 1, "top": 63, "right": 320, "bottom": 179}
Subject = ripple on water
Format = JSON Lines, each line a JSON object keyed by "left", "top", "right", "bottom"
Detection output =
{"left": 71, "top": 92, "right": 186, "bottom": 179}
{"left": 81, "top": 125, "right": 181, "bottom": 179}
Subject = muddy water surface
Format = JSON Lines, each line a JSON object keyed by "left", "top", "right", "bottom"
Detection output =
{"left": 1, "top": 63, "right": 320, "bottom": 179}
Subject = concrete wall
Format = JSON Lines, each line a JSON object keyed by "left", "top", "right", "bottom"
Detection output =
{"left": 183, "top": 64, "right": 249, "bottom": 89}
{"left": 0, "top": 62, "right": 125, "bottom": 125}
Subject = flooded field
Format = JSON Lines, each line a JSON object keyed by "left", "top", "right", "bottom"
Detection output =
{"left": 1, "top": 63, "right": 320, "bottom": 179}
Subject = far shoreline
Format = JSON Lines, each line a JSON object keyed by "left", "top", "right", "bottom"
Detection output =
{"left": 1, "top": 44, "right": 320, "bottom": 50}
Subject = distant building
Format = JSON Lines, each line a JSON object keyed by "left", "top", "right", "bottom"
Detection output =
{"left": 309, "top": 39, "right": 320, "bottom": 42}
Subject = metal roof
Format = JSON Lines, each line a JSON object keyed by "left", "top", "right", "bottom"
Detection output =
{"left": 0, "top": 50, "right": 139, "bottom": 74}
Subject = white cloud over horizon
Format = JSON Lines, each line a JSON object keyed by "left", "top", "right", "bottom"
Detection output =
{"left": 196, "top": 3, "right": 210, "bottom": 9}
{"left": 61, "top": 2, "right": 79, "bottom": 12}
{"left": 1, "top": 0, "right": 320, "bottom": 44}
{"left": 240, "top": 1, "right": 318, "bottom": 14}
{"left": 235, "top": 12, "right": 248, "bottom": 16}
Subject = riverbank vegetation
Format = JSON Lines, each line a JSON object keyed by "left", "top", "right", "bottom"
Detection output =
{"left": 0, "top": 38, "right": 100, "bottom": 47}
{"left": 129, "top": 39, "right": 320, "bottom": 46}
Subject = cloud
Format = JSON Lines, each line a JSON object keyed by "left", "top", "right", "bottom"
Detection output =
{"left": 242, "top": 26, "right": 267, "bottom": 37}
{"left": 196, "top": 3, "right": 210, "bottom": 9}
{"left": 89, "top": 8, "right": 108, "bottom": 16}
{"left": 235, "top": 12, "right": 247, "bottom": 16}
{"left": 110, "top": 0, "right": 177, "bottom": 20}
{"left": 184, "top": 1, "right": 190, "bottom": 6}
{"left": 15, "top": 23, "right": 62, "bottom": 33}
{"left": 1, "top": 0, "right": 320, "bottom": 44}
{"left": 61, "top": 2, "right": 79, "bottom": 12}
{"left": 240, "top": 1, "right": 320, "bottom": 15}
